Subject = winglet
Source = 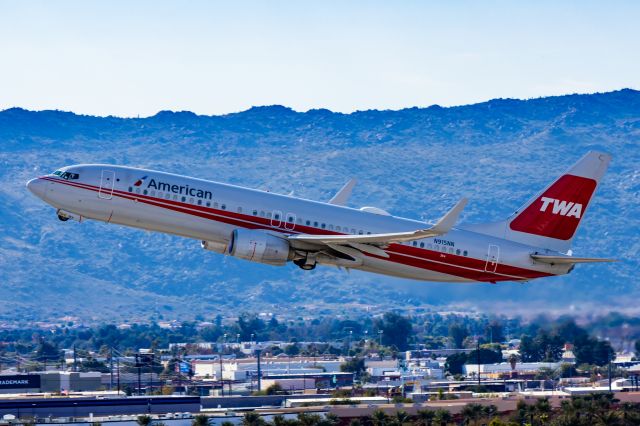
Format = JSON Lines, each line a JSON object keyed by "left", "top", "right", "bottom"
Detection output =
{"left": 430, "top": 198, "right": 468, "bottom": 234}
{"left": 328, "top": 178, "right": 357, "bottom": 206}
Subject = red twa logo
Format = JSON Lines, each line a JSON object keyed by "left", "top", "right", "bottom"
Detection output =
{"left": 510, "top": 174, "right": 597, "bottom": 240}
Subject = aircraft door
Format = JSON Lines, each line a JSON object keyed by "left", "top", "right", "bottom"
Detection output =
{"left": 270, "top": 210, "right": 283, "bottom": 227}
{"left": 484, "top": 244, "right": 500, "bottom": 272}
{"left": 284, "top": 212, "right": 296, "bottom": 231}
{"left": 98, "top": 170, "right": 116, "bottom": 200}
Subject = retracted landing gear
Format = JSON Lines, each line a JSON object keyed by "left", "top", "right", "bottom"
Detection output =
{"left": 57, "top": 214, "right": 70, "bottom": 222}
{"left": 294, "top": 253, "right": 317, "bottom": 270}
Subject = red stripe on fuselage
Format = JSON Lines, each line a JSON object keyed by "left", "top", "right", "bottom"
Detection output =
{"left": 41, "top": 177, "right": 554, "bottom": 282}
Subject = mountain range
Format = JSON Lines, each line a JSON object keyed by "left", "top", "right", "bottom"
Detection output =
{"left": 1, "top": 89, "right": 638, "bottom": 323}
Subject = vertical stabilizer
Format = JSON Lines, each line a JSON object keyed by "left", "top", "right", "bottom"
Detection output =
{"left": 469, "top": 151, "right": 611, "bottom": 252}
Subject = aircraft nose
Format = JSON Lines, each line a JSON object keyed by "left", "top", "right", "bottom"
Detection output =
{"left": 26, "top": 178, "right": 45, "bottom": 199}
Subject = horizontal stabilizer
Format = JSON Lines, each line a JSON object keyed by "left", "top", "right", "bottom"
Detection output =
{"left": 531, "top": 254, "right": 617, "bottom": 264}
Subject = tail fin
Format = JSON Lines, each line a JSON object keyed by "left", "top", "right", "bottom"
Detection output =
{"left": 470, "top": 151, "right": 611, "bottom": 252}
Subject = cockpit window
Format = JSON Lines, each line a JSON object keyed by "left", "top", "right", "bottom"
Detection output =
{"left": 57, "top": 171, "right": 79, "bottom": 180}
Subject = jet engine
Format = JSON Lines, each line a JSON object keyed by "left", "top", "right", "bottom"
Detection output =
{"left": 228, "top": 229, "right": 293, "bottom": 266}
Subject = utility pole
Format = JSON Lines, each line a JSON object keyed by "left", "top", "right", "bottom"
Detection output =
{"left": 477, "top": 340, "right": 481, "bottom": 388}
{"left": 109, "top": 347, "right": 114, "bottom": 391}
{"left": 73, "top": 345, "right": 77, "bottom": 372}
{"left": 256, "top": 349, "right": 262, "bottom": 392}
{"left": 136, "top": 354, "right": 142, "bottom": 396}
{"left": 608, "top": 352, "right": 612, "bottom": 393}
{"left": 117, "top": 357, "right": 121, "bottom": 394}
{"left": 219, "top": 352, "right": 224, "bottom": 396}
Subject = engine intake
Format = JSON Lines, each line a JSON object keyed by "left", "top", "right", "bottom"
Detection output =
{"left": 228, "top": 229, "right": 293, "bottom": 266}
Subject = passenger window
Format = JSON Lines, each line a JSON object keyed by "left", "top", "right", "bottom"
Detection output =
{"left": 197, "top": 199, "right": 202, "bottom": 206}
{"left": 288, "top": 216, "right": 294, "bottom": 222}
{"left": 128, "top": 187, "right": 133, "bottom": 192}
{"left": 274, "top": 213, "right": 280, "bottom": 220}
{"left": 181, "top": 196, "right": 186, "bottom": 202}
{"left": 253, "top": 210, "right": 258, "bottom": 216}
{"left": 449, "top": 248, "right": 454, "bottom": 254}
{"left": 173, "top": 195, "right": 178, "bottom": 201}
{"left": 351, "top": 228, "right": 356, "bottom": 234}
{"left": 238, "top": 207, "right": 242, "bottom": 213}
{"left": 150, "top": 190, "right": 155, "bottom": 196}
{"left": 358, "top": 230, "right": 363, "bottom": 235}
{"left": 321, "top": 223, "right": 326, "bottom": 229}
{"left": 165, "top": 193, "right": 170, "bottom": 200}
{"left": 328, "top": 224, "right": 334, "bottom": 230}
{"left": 314, "top": 221, "right": 318, "bottom": 227}
{"left": 206, "top": 202, "right": 211, "bottom": 207}
{"left": 221, "top": 204, "right": 226, "bottom": 210}
{"left": 189, "top": 197, "right": 194, "bottom": 204}
{"left": 463, "top": 250, "right": 468, "bottom": 256}
{"left": 143, "top": 190, "right": 148, "bottom": 195}
{"left": 306, "top": 220, "right": 311, "bottom": 226}
{"left": 336, "top": 226, "right": 341, "bottom": 231}
{"left": 456, "top": 249, "right": 460, "bottom": 255}
{"left": 412, "top": 241, "right": 417, "bottom": 247}
{"left": 367, "top": 232, "right": 371, "bottom": 235}
{"left": 420, "top": 242, "right": 424, "bottom": 248}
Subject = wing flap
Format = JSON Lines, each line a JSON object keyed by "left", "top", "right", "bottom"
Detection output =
{"left": 531, "top": 254, "right": 617, "bottom": 264}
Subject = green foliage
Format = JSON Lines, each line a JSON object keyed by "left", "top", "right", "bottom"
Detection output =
{"left": 444, "top": 353, "right": 467, "bottom": 375}
{"left": 192, "top": 415, "right": 209, "bottom": 426}
{"left": 448, "top": 323, "right": 469, "bottom": 348}
{"left": 136, "top": 415, "right": 152, "bottom": 426}
{"left": 242, "top": 412, "right": 265, "bottom": 426}
{"left": 467, "top": 347, "right": 503, "bottom": 364}
{"left": 375, "top": 312, "right": 413, "bottom": 351}
{"left": 340, "top": 357, "right": 365, "bottom": 376}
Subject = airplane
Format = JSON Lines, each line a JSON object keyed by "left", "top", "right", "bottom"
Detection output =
{"left": 26, "top": 151, "right": 614, "bottom": 284}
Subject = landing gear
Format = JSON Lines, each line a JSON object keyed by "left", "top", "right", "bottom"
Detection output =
{"left": 294, "top": 254, "right": 317, "bottom": 270}
{"left": 57, "top": 214, "right": 70, "bottom": 222}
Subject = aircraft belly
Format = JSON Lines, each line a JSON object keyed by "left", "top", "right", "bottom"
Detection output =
{"left": 359, "top": 256, "right": 474, "bottom": 283}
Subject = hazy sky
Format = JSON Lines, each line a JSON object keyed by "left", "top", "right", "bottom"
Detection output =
{"left": 1, "top": 1, "right": 639, "bottom": 116}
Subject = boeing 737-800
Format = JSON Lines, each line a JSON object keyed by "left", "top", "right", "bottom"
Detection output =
{"left": 26, "top": 151, "right": 614, "bottom": 283}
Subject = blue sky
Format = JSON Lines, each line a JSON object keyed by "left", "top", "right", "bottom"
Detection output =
{"left": 1, "top": 1, "right": 639, "bottom": 116}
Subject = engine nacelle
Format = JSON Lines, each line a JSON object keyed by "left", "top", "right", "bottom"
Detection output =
{"left": 228, "top": 229, "right": 293, "bottom": 266}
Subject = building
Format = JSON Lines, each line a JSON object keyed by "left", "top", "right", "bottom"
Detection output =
{"left": 0, "top": 372, "right": 102, "bottom": 394}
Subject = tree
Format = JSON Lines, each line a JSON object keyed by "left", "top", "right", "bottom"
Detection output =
{"left": 444, "top": 353, "right": 467, "bottom": 375}
{"left": 192, "top": 415, "right": 210, "bottom": 426}
{"left": 371, "top": 409, "right": 389, "bottom": 426}
{"left": 340, "top": 357, "right": 366, "bottom": 377}
{"left": 432, "top": 409, "right": 452, "bottom": 426}
{"left": 635, "top": 340, "right": 640, "bottom": 357}
{"left": 375, "top": 313, "right": 413, "bottom": 351}
{"left": 242, "top": 412, "right": 265, "bottom": 426}
{"left": 466, "top": 347, "right": 502, "bottom": 364}
{"left": 448, "top": 324, "right": 469, "bottom": 349}
{"left": 136, "top": 416, "right": 152, "bottom": 426}
{"left": 284, "top": 343, "right": 300, "bottom": 356}
{"left": 483, "top": 321, "right": 504, "bottom": 344}
{"left": 415, "top": 409, "right": 435, "bottom": 426}
{"left": 394, "top": 410, "right": 410, "bottom": 426}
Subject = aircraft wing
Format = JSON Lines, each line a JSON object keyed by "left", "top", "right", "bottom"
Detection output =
{"left": 289, "top": 198, "right": 467, "bottom": 248}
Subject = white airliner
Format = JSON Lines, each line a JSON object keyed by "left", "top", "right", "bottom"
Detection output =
{"left": 27, "top": 151, "right": 614, "bottom": 283}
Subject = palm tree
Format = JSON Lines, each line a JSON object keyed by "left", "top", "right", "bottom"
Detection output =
{"left": 192, "top": 414, "right": 210, "bottom": 426}
{"left": 242, "top": 412, "right": 265, "bottom": 426}
{"left": 349, "top": 420, "right": 363, "bottom": 426}
{"left": 371, "top": 409, "right": 389, "bottom": 426}
{"left": 432, "top": 409, "right": 452, "bottom": 426}
{"left": 415, "top": 409, "right": 435, "bottom": 426}
{"left": 136, "top": 415, "right": 152, "bottom": 426}
{"left": 594, "top": 410, "right": 621, "bottom": 426}
{"left": 483, "top": 404, "right": 498, "bottom": 418}
{"left": 297, "top": 413, "right": 322, "bottom": 426}
{"left": 393, "top": 410, "right": 410, "bottom": 426}
{"left": 324, "top": 413, "right": 340, "bottom": 426}
{"left": 461, "top": 403, "right": 486, "bottom": 425}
